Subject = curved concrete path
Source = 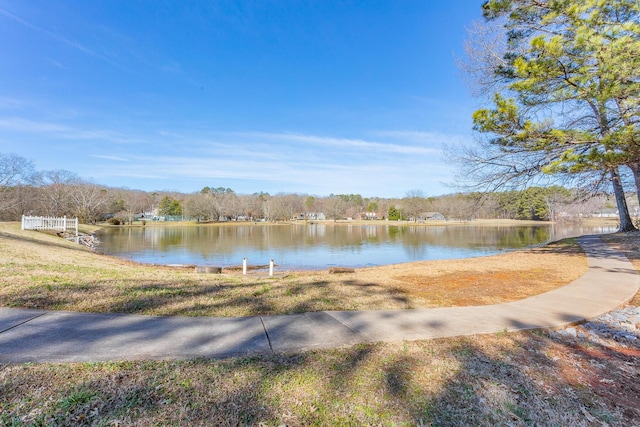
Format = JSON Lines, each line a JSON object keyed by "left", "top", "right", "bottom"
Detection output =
{"left": 1, "top": 235, "right": 638, "bottom": 363}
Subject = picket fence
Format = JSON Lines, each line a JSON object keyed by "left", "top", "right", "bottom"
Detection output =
{"left": 21, "top": 215, "right": 78, "bottom": 235}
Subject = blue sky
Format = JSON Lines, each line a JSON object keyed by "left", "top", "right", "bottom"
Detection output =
{"left": 0, "top": 1, "right": 483, "bottom": 198}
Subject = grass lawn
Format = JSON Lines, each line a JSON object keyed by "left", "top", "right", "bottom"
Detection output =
{"left": 1, "top": 221, "right": 638, "bottom": 425}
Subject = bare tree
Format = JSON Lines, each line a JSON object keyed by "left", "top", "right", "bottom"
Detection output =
{"left": 456, "top": 18, "right": 512, "bottom": 98}
{"left": 266, "top": 193, "right": 304, "bottom": 221}
{"left": 402, "top": 190, "right": 428, "bottom": 221}
{"left": 0, "top": 153, "right": 35, "bottom": 217}
{"left": 225, "top": 192, "right": 242, "bottom": 220}
{"left": 322, "top": 195, "right": 349, "bottom": 221}
{"left": 68, "top": 182, "right": 110, "bottom": 223}
{"left": 200, "top": 187, "right": 236, "bottom": 221}
{"left": 183, "top": 193, "right": 208, "bottom": 221}
{"left": 261, "top": 195, "right": 276, "bottom": 222}
{"left": 33, "top": 170, "right": 79, "bottom": 217}
{"left": 239, "top": 193, "right": 265, "bottom": 221}
{"left": 116, "top": 189, "right": 149, "bottom": 224}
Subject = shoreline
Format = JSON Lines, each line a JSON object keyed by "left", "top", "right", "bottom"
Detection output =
{"left": 88, "top": 217, "right": 618, "bottom": 272}
{"left": 89, "top": 217, "right": 620, "bottom": 236}
{"left": 97, "top": 217, "right": 617, "bottom": 228}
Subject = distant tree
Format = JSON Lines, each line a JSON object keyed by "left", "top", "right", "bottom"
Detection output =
{"left": 304, "top": 196, "right": 317, "bottom": 219}
{"left": 0, "top": 153, "right": 35, "bottom": 218}
{"left": 148, "top": 192, "right": 159, "bottom": 215}
{"left": 33, "top": 170, "right": 79, "bottom": 217}
{"left": 387, "top": 206, "right": 400, "bottom": 221}
{"left": 261, "top": 195, "right": 276, "bottom": 221}
{"left": 183, "top": 193, "right": 207, "bottom": 221}
{"left": 201, "top": 186, "right": 235, "bottom": 221}
{"left": 116, "top": 190, "right": 149, "bottom": 225}
{"left": 238, "top": 193, "right": 264, "bottom": 220}
{"left": 449, "top": 194, "right": 479, "bottom": 221}
{"left": 158, "top": 196, "right": 183, "bottom": 216}
{"left": 266, "top": 193, "right": 304, "bottom": 221}
{"left": 402, "top": 189, "right": 428, "bottom": 221}
{"left": 517, "top": 188, "right": 549, "bottom": 220}
{"left": 542, "top": 186, "right": 574, "bottom": 222}
{"left": 68, "top": 182, "right": 110, "bottom": 223}
{"left": 496, "top": 191, "right": 520, "bottom": 219}
{"left": 2, "top": 185, "right": 39, "bottom": 221}
{"left": 324, "top": 195, "right": 349, "bottom": 221}
{"left": 328, "top": 194, "right": 365, "bottom": 219}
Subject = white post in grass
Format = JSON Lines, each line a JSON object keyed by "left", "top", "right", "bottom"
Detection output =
{"left": 242, "top": 258, "right": 247, "bottom": 275}
{"left": 269, "top": 259, "right": 274, "bottom": 276}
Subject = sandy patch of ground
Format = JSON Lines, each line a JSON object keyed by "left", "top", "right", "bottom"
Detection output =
{"left": 289, "top": 240, "right": 587, "bottom": 308}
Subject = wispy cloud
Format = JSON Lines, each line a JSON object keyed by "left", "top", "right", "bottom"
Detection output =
{"left": 0, "top": 7, "right": 119, "bottom": 67}
{"left": 372, "top": 130, "right": 470, "bottom": 146}
{"left": 0, "top": 97, "right": 29, "bottom": 110}
{"left": 0, "top": 117, "right": 68, "bottom": 133}
{"left": 46, "top": 57, "right": 68, "bottom": 69}
{"left": 89, "top": 155, "right": 129, "bottom": 162}
{"left": 161, "top": 61, "right": 183, "bottom": 74}
{"left": 0, "top": 117, "right": 142, "bottom": 144}
{"left": 233, "top": 131, "right": 441, "bottom": 155}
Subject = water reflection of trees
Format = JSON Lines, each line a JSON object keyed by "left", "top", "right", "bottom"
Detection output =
{"left": 98, "top": 223, "right": 616, "bottom": 267}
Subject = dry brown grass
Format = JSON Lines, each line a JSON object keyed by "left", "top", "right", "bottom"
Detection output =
{"left": 0, "top": 222, "right": 586, "bottom": 316}
{"left": 350, "top": 241, "right": 586, "bottom": 307}
{"left": 600, "top": 231, "right": 640, "bottom": 306}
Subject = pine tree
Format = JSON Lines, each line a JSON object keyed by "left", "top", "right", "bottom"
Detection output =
{"left": 467, "top": 0, "right": 640, "bottom": 231}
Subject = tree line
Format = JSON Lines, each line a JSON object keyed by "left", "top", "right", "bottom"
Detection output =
{"left": 0, "top": 152, "right": 621, "bottom": 224}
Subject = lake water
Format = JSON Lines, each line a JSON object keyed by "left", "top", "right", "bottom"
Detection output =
{"left": 95, "top": 222, "right": 616, "bottom": 270}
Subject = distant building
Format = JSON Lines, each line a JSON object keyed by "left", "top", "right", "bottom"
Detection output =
{"left": 418, "top": 212, "right": 446, "bottom": 221}
{"left": 297, "top": 212, "right": 326, "bottom": 220}
{"left": 354, "top": 211, "right": 380, "bottom": 220}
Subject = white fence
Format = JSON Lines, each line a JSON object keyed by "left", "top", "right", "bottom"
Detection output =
{"left": 21, "top": 215, "right": 78, "bottom": 235}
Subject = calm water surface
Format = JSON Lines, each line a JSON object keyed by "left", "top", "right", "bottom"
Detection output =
{"left": 96, "top": 223, "right": 616, "bottom": 270}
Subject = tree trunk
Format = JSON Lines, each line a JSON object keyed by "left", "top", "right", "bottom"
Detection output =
{"left": 627, "top": 162, "right": 640, "bottom": 210}
{"left": 610, "top": 167, "right": 636, "bottom": 232}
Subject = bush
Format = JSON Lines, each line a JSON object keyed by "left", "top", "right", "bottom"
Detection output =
{"left": 108, "top": 217, "right": 122, "bottom": 226}
{"left": 387, "top": 207, "right": 400, "bottom": 221}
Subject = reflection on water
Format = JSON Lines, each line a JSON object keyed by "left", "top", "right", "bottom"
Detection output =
{"left": 96, "top": 223, "right": 617, "bottom": 270}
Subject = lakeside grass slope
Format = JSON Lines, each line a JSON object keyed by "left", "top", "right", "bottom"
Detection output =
{"left": 0, "top": 221, "right": 588, "bottom": 316}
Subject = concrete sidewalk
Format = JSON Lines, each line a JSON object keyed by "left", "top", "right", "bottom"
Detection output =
{"left": 1, "top": 235, "right": 638, "bottom": 363}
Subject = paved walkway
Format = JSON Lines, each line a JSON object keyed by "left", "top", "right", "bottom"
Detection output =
{"left": 1, "top": 235, "right": 638, "bottom": 363}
